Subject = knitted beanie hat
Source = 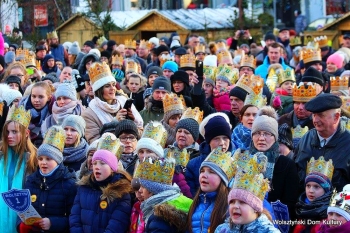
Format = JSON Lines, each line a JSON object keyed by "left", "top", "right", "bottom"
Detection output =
{"left": 156, "top": 45, "right": 169, "bottom": 56}
{"left": 2, "top": 89, "right": 22, "bottom": 106}
{"left": 63, "top": 41, "right": 72, "bottom": 51}
{"left": 152, "top": 76, "right": 171, "bottom": 93}
{"left": 327, "top": 53, "right": 344, "bottom": 69}
{"left": 68, "top": 41, "right": 80, "bottom": 55}
{"left": 199, "top": 112, "right": 232, "bottom": 144}
{"left": 5, "top": 75, "right": 21, "bottom": 87}
{"left": 86, "top": 139, "right": 99, "bottom": 157}
{"left": 203, "top": 55, "right": 218, "bottom": 67}
{"left": 37, "top": 144, "right": 63, "bottom": 164}
{"left": 228, "top": 188, "right": 263, "bottom": 212}
{"left": 146, "top": 66, "right": 162, "bottom": 79}
{"left": 55, "top": 82, "right": 77, "bottom": 101}
{"left": 229, "top": 86, "right": 248, "bottom": 101}
{"left": 175, "top": 118, "right": 199, "bottom": 141}
{"left": 100, "top": 120, "right": 118, "bottom": 136}
{"left": 114, "top": 119, "right": 139, "bottom": 139}
{"left": 92, "top": 149, "right": 118, "bottom": 172}
{"left": 251, "top": 106, "right": 279, "bottom": 141}
{"left": 42, "top": 72, "right": 59, "bottom": 84}
{"left": 4, "top": 51, "right": 15, "bottom": 64}
{"left": 71, "top": 69, "right": 86, "bottom": 92}
{"left": 216, "top": 75, "right": 232, "bottom": 85}
{"left": 200, "top": 159, "right": 229, "bottom": 186}
{"left": 163, "top": 108, "right": 184, "bottom": 126}
{"left": 139, "top": 178, "right": 179, "bottom": 195}
{"left": 61, "top": 115, "right": 86, "bottom": 137}
{"left": 305, "top": 172, "right": 332, "bottom": 193}
{"left": 135, "top": 138, "right": 164, "bottom": 158}
{"left": 162, "top": 61, "right": 178, "bottom": 73}
{"left": 204, "top": 78, "right": 215, "bottom": 88}
{"left": 278, "top": 123, "right": 293, "bottom": 150}
{"left": 84, "top": 40, "right": 95, "bottom": 49}
{"left": 149, "top": 37, "right": 160, "bottom": 48}
{"left": 170, "top": 70, "right": 190, "bottom": 86}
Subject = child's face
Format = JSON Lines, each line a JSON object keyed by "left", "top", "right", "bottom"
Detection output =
{"left": 135, "top": 189, "right": 144, "bottom": 202}
{"left": 6, "top": 122, "right": 22, "bottom": 147}
{"left": 280, "top": 81, "right": 294, "bottom": 96}
{"left": 199, "top": 166, "right": 221, "bottom": 193}
{"left": 38, "top": 155, "right": 58, "bottom": 175}
{"left": 168, "top": 114, "right": 181, "bottom": 128}
{"left": 138, "top": 148, "right": 158, "bottom": 161}
{"left": 306, "top": 181, "right": 325, "bottom": 201}
{"left": 229, "top": 199, "right": 258, "bottom": 225}
{"left": 93, "top": 160, "right": 112, "bottom": 181}
{"left": 139, "top": 185, "right": 153, "bottom": 200}
{"left": 326, "top": 62, "right": 338, "bottom": 73}
{"left": 327, "top": 212, "right": 347, "bottom": 227}
{"left": 215, "top": 79, "right": 229, "bottom": 89}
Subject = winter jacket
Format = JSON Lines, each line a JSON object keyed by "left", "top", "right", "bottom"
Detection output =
{"left": 278, "top": 110, "right": 314, "bottom": 129}
{"left": 255, "top": 56, "right": 292, "bottom": 82}
{"left": 191, "top": 192, "right": 217, "bottom": 233}
{"left": 139, "top": 97, "right": 164, "bottom": 126}
{"left": 212, "top": 88, "right": 232, "bottom": 112}
{"left": 214, "top": 214, "right": 280, "bottom": 233}
{"left": 318, "top": 220, "right": 350, "bottom": 233}
{"left": 69, "top": 173, "right": 132, "bottom": 233}
{"left": 120, "top": 82, "right": 146, "bottom": 112}
{"left": 270, "top": 90, "right": 293, "bottom": 116}
{"left": 50, "top": 44, "right": 66, "bottom": 66}
{"left": 21, "top": 164, "right": 77, "bottom": 233}
{"left": 130, "top": 201, "right": 145, "bottom": 233}
{"left": 295, "top": 124, "right": 350, "bottom": 193}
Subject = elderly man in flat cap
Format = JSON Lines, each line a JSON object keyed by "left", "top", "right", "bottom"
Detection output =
{"left": 294, "top": 93, "right": 350, "bottom": 193}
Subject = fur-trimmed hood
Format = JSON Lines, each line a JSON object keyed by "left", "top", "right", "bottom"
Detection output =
{"left": 153, "top": 203, "right": 188, "bottom": 232}
{"left": 78, "top": 173, "right": 132, "bottom": 203}
{"left": 120, "top": 81, "right": 146, "bottom": 95}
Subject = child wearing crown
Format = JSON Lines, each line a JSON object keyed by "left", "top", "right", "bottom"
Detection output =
{"left": 318, "top": 184, "right": 350, "bottom": 232}
{"left": 293, "top": 157, "right": 334, "bottom": 233}
{"left": 0, "top": 106, "right": 37, "bottom": 233}
{"left": 212, "top": 71, "right": 235, "bottom": 112}
{"left": 17, "top": 126, "right": 77, "bottom": 233}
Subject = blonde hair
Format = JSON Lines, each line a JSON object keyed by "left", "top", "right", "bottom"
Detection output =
{"left": 31, "top": 81, "right": 54, "bottom": 97}
{"left": 3, "top": 62, "right": 28, "bottom": 84}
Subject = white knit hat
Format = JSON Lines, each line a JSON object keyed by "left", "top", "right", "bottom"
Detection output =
{"left": 203, "top": 55, "right": 218, "bottom": 67}
{"left": 135, "top": 138, "right": 164, "bottom": 158}
{"left": 149, "top": 37, "right": 160, "bottom": 47}
{"left": 2, "top": 89, "right": 22, "bottom": 106}
{"left": 89, "top": 48, "right": 101, "bottom": 58}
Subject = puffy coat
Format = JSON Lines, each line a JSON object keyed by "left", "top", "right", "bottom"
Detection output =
{"left": 295, "top": 124, "right": 350, "bottom": 193}
{"left": 22, "top": 164, "right": 77, "bottom": 233}
{"left": 191, "top": 192, "right": 217, "bottom": 233}
{"left": 213, "top": 90, "right": 231, "bottom": 112}
{"left": 69, "top": 173, "right": 132, "bottom": 233}
{"left": 139, "top": 97, "right": 164, "bottom": 126}
{"left": 255, "top": 56, "right": 292, "bottom": 82}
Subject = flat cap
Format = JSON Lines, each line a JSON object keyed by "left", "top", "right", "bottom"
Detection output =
{"left": 305, "top": 93, "right": 342, "bottom": 113}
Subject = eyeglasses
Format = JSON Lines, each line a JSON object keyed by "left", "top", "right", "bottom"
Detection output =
{"left": 13, "top": 74, "right": 24, "bottom": 77}
{"left": 252, "top": 131, "right": 274, "bottom": 139}
{"left": 119, "top": 136, "right": 137, "bottom": 142}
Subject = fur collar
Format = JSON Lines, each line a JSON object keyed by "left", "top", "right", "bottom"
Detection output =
{"left": 153, "top": 203, "right": 188, "bottom": 232}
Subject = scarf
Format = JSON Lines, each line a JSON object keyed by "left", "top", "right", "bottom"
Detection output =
{"left": 63, "top": 138, "right": 89, "bottom": 164}
{"left": 52, "top": 101, "right": 82, "bottom": 124}
{"left": 161, "top": 120, "right": 176, "bottom": 146}
{"left": 88, "top": 97, "right": 121, "bottom": 125}
{"left": 295, "top": 191, "right": 332, "bottom": 221}
{"left": 149, "top": 98, "right": 164, "bottom": 111}
{"left": 292, "top": 111, "right": 311, "bottom": 128}
{"left": 120, "top": 153, "right": 137, "bottom": 168}
{"left": 141, "top": 189, "right": 181, "bottom": 223}
{"left": 232, "top": 123, "right": 252, "bottom": 150}
{"left": 0, "top": 149, "right": 26, "bottom": 233}
{"left": 250, "top": 142, "right": 280, "bottom": 180}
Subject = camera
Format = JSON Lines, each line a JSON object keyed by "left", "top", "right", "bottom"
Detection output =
{"left": 240, "top": 30, "right": 245, "bottom": 36}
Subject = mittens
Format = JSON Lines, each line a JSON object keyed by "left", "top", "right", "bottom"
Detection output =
{"left": 272, "top": 95, "right": 282, "bottom": 109}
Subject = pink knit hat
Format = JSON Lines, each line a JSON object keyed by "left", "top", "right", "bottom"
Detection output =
{"left": 228, "top": 188, "right": 263, "bottom": 213}
{"left": 327, "top": 53, "right": 344, "bottom": 69}
{"left": 92, "top": 149, "right": 118, "bottom": 172}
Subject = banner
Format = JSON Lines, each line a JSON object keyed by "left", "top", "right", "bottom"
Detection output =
{"left": 34, "top": 5, "right": 48, "bottom": 27}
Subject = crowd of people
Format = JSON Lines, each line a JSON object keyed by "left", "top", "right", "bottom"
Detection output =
{"left": 0, "top": 26, "right": 350, "bottom": 233}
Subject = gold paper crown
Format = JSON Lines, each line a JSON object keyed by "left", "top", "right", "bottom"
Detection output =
{"left": 180, "top": 54, "right": 196, "bottom": 68}
{"left": 306, "top": 156, "right": 334, "bottom": 180}
{"left": 162, "top": 93, "right": 186, "bottom": 113}
{"left": 48, "top": 31, "right": 58, "bottom": 39}
{"left": 341, "top": 97, "right": 350, "bottom": 118}
{"left": 217, "top": 50, "right": 233, "bottom": 65}
{"left": 342, "top": 117, "right": 350, "bottom": 131}
{"left": 124, "top": 39, "right": 136, "bottom": 49}
{"left": 16, "top": 48, "right": 29, "bottom": 58}
{"left": 300, "top": 48, "right": 322, "bottom": 64}
{"left": 97, "top": 36, "right": 107, "bottom": 46}
{"left": 6, "top": 105, "right": 31, "bottom": 128}
{"left": 36, "top": 60, "right": 41, "bottom": 70}
{"left": 46, "top": 32, "right": 52, "bottom": 39}
{"left": 204, "top": 147, "right": 235, "bottom": 181}
{"left": 240, "top": 54, "right": 256, "bottom": 69}
{"left": 234, "top": 49, "right": 244, "bottom": 58}
{"left": 203, "top": 66, "right": 217, "bottom": 82}
{"left": 331, "top": 76, "right": 349, "bottom": 91}
{"left": 292, "top": 82, "right": 317, "bottom": 102}
{"left": 244, "top": 91, "right": 267, "bottom": 108}
{"left": 0, "top": 102, "right": 4, "bottom": 117}
{"left": 111, "top": 55, "right": 123, "bottom": 66}
{"left": 139, "top": 40, "right": 151, "bottom": 50}
{"left": 159, "top": 54, "right": 174, "bottom": 67}
{"left": 195, "top": 44, "right": 206, "bottom": 54}
{"left": 314, "top": 35, "right": 328, "bottom": 48}
{"left": 167, "top": 147, "right": 189, "bottom": 167}
{"left": 216, "top": 41, "right": 228, "bottom": 53}
{"left": 291, "top": 125, "right": 309, "bottom": 139}
{"left": 266, "top": 68, "right": 279, "bottom": 93}
{"left": 236, "top": 74, "right": 264, "bottom": 94}
{"left": 180, "top": 107, "right": 203, "bottom": 124}
{"left": 21, "top": 52, "right": 36, "bottom": 68}
{"left": 88, "top": 62, "right": 113, "bottom": 85}
{"left": 134, "top": 157, "right": 175, "bottom": 185}
{"left": 43, "top": 126, "right": 65, "bottom": 152}
{"left": 216, "top": 65, "right": 239, "bottom": 84}
{"left": 276, "top": 68, "right": 296, "bottom": 85}
{"left": 98, "top": 133, "right": 124, "bottom": 159}
{"left": 125, "top": 59, "right": 139, "bottom": 74}
{"left": 290, "top": 36, "right": 302, "bottom": 46}
{"left": 329, "top": 187, "right": 350, "bottom": 215}
{"left": 142, "top": 121, "right": 168, "bottom": 148}
{"left": 232, "top": 150, "right": 268, "bottom": 176}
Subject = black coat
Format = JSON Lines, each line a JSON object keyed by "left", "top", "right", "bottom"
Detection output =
{"left": 278, "top": 110, "right": 314, "bottom": 129}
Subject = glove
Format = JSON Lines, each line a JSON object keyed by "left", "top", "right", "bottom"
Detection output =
{"left": 272, "top": 95, "right": 282, "bottom": 109}
{"left": 112, "top": 69, "right": 125, "bottom": 83}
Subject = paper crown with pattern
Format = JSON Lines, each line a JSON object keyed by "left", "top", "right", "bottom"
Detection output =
{"left": 159, "top": 54, "right": 174, "bottom": 67}
{"left": 134, "top": 157, "right": 175, "bottom": 185}
{"left": 43, "top": 126, "right": 65, "bottom": 152}
{"left": 300, "top": 48, "right": 322, "bottom": 64}
{"left": 240, "top": 54, "right": 256, "bottom": 69}
{"left": 142, "top": 121, "right": 168, "bottom": 148}
{"left": 21, "top": 51, "right": 36, "bottom": 68}
{"left": 203, "top": 146, "right": 235, "bottom": 181}
{"left": 266, "top": 67, "right": 280, "bottom": 93}
{"left": 290, "top": 36, "right": 302, "bottom": 46}
{"left": 203, "top": 66, "right": 217, "bottom": 81}
{"left": 306, "top": 156, "right": 334, "bottom": 180}
{"left": 162, "top": 93, "right": 186, "bottom": 113}
{"left": 124, "top": 39, "right": 136, "bottom": 49}
{"left": 217, "top": 50, "right": 233, "bottom": 65}
{"left": 217, "top": 64, "right": 239, "bottom": 84}
{"left": 97, "top": 36, "right": 107, "bottom": 46}
{"left": 125, "top": 59, "right": 139, "bottom": 74}
{"left": 180, "top": 54, "right": 196, "bottom": 69}
{"left": 331, "top": 76, "right": 349, "bottom": 91}
{"left": 244, "top": 90, "right": 267, "bottom": 108}
{"left": 88, "top": 62, "right": 113, "bottom": 85}
{"left": 195, "top": 44, "right": 206, "bottom": 54}
{"left": 329, "top": 185, "right": 350, "bottom": 216}
{"left": 47, "top": 30, "right": 58, "bottom": 39}
{"left": 167, "top": 147, "right": 189, "bottom": 167}
{"left": 216, "top": 41, "right": 228, "bottom": 53}
{"left": 139, "top": 40, "right": 151, "bottom": 49}
{"left": 291, "top": 125, "right": 309, "bottom": 139}
{"left": 340, "top": 96, "right": 350, "bottom": 118}
{"left": 342, "top": 117, "right": 350, "bottom": 131}
{"left": 180, "top": 107, "right": 203, "bottom": 124}
{"left": 293, "top": 82, "right": 317, "bottom": 102}
{"left": 232, "top": 149, "right": 268, "bottom": 177}
{"left": 6, "top": 105, "right": 31, "bottom": 128}
{"left": 276, "top": 68, "right": 296, "bottom": 85}
{"left": 16, "top": 48, "right": 29, "bottom": 59}
{"left": 236, "top": 74, "right": 264, "bottom": 94}
{"left": 97, "top": 133, "right": 124, "bottom": 159}
{"left": 234, "top": 49, "right": 244, "bottom": 58}
{"left": 314, "top": 36, "right": 328, "bottom": 48}
{"left": 111, "top": 55, "right": 124, "bottom": 65}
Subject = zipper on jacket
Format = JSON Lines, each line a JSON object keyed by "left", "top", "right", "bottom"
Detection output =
{"left": 200, "top": 193, "right": 211, "bottom": 233}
